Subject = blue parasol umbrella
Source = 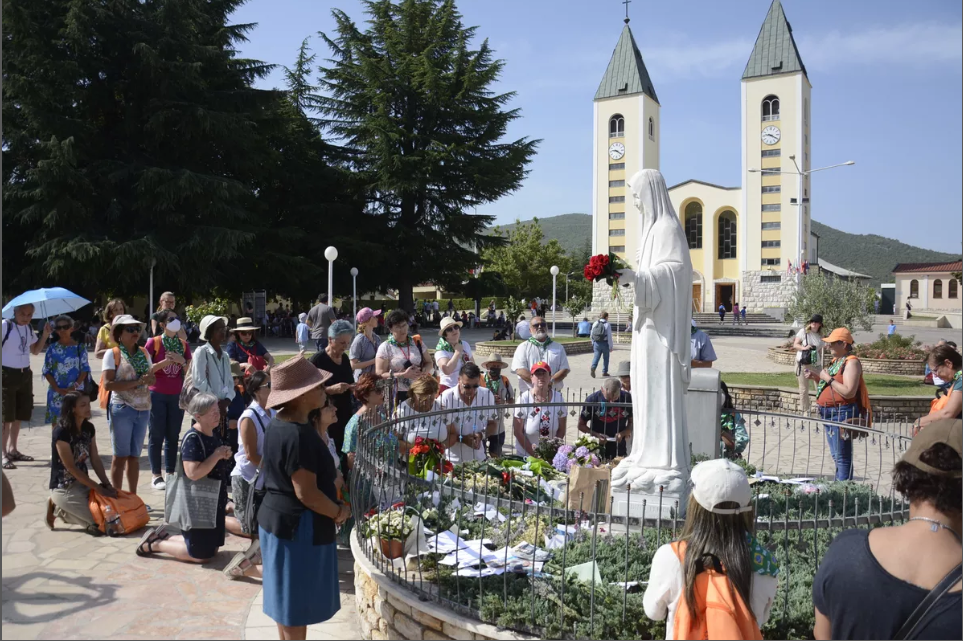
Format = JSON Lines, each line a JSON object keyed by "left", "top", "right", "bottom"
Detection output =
{"left": 2, "top": 288, "right": 92, "bottom": 320}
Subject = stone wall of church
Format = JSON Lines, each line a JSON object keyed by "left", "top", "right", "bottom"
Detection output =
{"left": 590, "top": 279, "right": 635, "bottom": 316}
{"left": 741, "top": 270, "right": 798, "bottom": 314}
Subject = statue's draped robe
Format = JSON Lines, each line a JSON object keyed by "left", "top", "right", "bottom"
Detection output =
{"left": 612, "top": 170, "right": 693, "bottom": 494}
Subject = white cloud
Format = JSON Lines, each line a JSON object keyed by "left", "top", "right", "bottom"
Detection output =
{"left": 644, "top": 39, "right": 752, "bottom": 78}
{"left": 799, "top": 22, "right": 962, "bottom": 69}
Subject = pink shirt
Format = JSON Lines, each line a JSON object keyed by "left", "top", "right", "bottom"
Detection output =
{"left": 145, "top": 337, "right": 192, "bottom": 396}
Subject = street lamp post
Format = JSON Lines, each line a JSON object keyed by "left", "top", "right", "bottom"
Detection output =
{"left": 550, "top": 265, "right": 560, "bottom": 337}
{"left": 350, "top": 267, "right": 359, "bottom": 330}
{"left": 324, "top": 246, "right": 338, "bottom": 306}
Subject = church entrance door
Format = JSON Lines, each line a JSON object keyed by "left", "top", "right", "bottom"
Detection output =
{"left": 715, "top": 284, "right": 733, "bottom": 312}
{"left": 692, "top": 284, "right": 702, "bottom": 312}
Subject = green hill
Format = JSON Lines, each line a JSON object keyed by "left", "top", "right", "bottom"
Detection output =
{"left": 810, "top": 221, "right": 958, "bottom": 287}
{"left": 490, "top": 214, "right": 956, "bottom": 286}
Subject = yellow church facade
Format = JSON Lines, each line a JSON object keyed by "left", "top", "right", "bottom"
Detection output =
{"left": 592, "top": 0, "right": 815, "bottom": 315}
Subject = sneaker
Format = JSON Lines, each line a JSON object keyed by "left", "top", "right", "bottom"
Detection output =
{"left": 151, "top": 476, "right": 166, "bottom": 491}
{"left": 590, "top": 367, "right": 596, "bottom": 378}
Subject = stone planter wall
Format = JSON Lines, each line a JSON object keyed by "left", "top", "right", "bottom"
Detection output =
{"left": 766, "top": 348, "right": 926, "bottom": 376}
{"left": 473, "top": 340, "right": 593, "bottom": 360}
{"left": 353, "top": 536, "right": 536, "bottom": 641}
{"left": 729, "top": 384, "right": 932, "bottom": 420}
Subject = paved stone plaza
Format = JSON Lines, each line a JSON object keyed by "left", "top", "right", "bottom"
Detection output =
{"left": 1, "top": 318, "right": 935, "bottom": 639}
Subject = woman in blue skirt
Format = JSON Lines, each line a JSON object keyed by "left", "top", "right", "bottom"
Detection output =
{"left": 257, "top": 356, "right": 350, "bottom": 640}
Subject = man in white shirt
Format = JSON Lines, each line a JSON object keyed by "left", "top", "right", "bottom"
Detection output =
{"left": 511, "top": 316, "right": 570, "bottom": 395}
{"left": 514, "top": 315, "right": 531, "bottom": 340}
{"left": 2, "top": 304, "right": 52, "bottom": 469}
{"left": 439, "top": 363, "right": 497, "bottom": 463}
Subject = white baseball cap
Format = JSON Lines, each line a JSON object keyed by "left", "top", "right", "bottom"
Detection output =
{"left": 690, "top": 459, "right": 753, "bottom": 514}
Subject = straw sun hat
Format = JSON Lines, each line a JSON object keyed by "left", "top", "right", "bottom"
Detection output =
{"left": 265, "top": 356, "right": 333, "bottom": 409}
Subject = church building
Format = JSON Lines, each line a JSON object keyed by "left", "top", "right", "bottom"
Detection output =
{"left": 592, "top": 0, "right": 815, "bottom": 315}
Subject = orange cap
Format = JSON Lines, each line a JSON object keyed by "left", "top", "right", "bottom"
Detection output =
{"left": 825, "top": 327, "right": 854, "bottom": 344}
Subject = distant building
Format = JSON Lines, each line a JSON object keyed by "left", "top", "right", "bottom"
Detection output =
{"left": 893, "top": 261, "right": 962, "bottom": 314}
{"left": 817, "top": 259, "right": 871, "bottom": 283}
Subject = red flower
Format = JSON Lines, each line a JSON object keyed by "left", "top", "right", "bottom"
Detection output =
{"left": 441, "top": 461, "right": 454, "bottom": 474}
{"left": 501, "top": 471, "right": 511, "bottom": 485}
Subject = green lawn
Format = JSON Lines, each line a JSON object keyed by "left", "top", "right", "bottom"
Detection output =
{"left": 722, "top": 372, "right": 931, "bottom": 396}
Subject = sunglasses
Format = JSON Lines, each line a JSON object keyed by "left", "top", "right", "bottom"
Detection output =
{"left": 461, "top": 383, "right": 480, "bottom": 390}
{"left": 55, "top": 325, "right": 72, "bottom": 331}
{"left": 123, "top": 326, "right": 141, "bottom": 334}
{"left": 532, "top": 323, "right": 547, "bottom": 328}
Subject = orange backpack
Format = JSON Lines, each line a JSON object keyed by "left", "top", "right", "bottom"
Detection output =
{"left": 88, "top": 489, "right": 150, "bottom": 535}
{"left": 669, "top": 541, "right": 762, "bottom": 641}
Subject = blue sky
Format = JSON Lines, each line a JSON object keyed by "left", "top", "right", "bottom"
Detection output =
{"left": 231, "top": 0, "right": 963, "bottom": 253}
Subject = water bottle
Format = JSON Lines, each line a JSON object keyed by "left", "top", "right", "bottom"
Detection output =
{"left": 103, "top": 504, "right": 124, "bottom": 536}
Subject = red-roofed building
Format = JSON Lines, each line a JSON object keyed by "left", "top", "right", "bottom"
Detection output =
{"left": 892, "top": 261, "right": 961, "bottom": 316}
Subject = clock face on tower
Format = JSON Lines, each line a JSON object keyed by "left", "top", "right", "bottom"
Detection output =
{"left": 609, "top": 142, "right": 625, "bottom": 160}
{"left": 761, "top": 126, "right": 781, "bottom": 145}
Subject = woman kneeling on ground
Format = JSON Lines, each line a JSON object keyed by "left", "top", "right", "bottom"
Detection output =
{"left": 812, "top": 419, "right": 961, "bottom": 640}
{"left": 258, "top": 357, "right": 349, "bottom": 640}
{"left": 136, "top": 393, "right": 233, "bottom": 562}
{"left": 643, "top": 459, "right": 778, "bottom": 640}
{"left": 46, "top": 393, "right": 117, "bottom": 534}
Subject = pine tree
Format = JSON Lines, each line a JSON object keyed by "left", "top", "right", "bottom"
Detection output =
{"left": 2, "top": 0, "right": 288, "bottom": 299}
{"left": 316, "top": 0, "right": 538, "bottom": 311}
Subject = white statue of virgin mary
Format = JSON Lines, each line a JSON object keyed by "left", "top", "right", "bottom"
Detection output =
{"left": 611, "top": 169, "right": 693, "bottom": 495}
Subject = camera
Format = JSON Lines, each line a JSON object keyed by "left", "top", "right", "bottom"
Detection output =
{"left": 403, "top": 360, "right": 413, "bottom": 369}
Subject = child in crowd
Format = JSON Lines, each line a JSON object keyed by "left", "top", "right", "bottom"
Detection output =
{"left": 295, "top": 313, "right": 309, "bottom": 354}
{"left": 720, "top": 382, "right": 749, "bottom": 460}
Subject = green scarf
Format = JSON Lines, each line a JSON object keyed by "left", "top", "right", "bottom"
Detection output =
{"left": 238, "top": 338, "right": 257, "bottom": 348}
{"left": 484, "top": 372, "right": 502, "bottom": 394}
{"left": 436, "top": 338, "right": 455, "bottom": 353}
{"left": 528, "top": 336, "right": 553, "bottom": 349}
{"left": 386, "top": 335, "right": 411, "bottom": 348}
{"left": 816, "top": 355, "right": 847, "bottom": 398}
{"left": 746, "top": 532, "right": 780, "bottom": 577}
{"left": 120, "top": 344, "right": 150, "bottom": 377}
{"left": 162, "top": 334, "right": 184, "bottom": 356}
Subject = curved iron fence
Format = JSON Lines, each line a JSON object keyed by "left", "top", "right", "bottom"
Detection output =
{"left": 347, "top": 395, "right": 912, "bottom": 638}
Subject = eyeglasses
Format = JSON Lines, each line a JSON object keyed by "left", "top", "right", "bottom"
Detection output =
{"left": 461, "top": 383, "right": 480, "bottom": 390}
{"left": 123, "top": 326, "right": 141, "bottom": 334}
{"left": 532, "top": 323, "right": 547, "bottom": 329}
{"left": 55, "top": 325, "right": 72, "bottom": 331}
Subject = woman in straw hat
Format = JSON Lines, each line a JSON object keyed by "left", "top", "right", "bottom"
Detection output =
{"left": 482, "top": 354, "right": 514, "bottom": 458}
{"left": 256, "top": 356, "right": 349, "bottom": 638}
{"left": 227, "top": 316, "right": 275, "bottom": 374}
{"left": 435, "top": 316, "right": 474, "bottom": 393}
{"left": 803, "top": 327, "right": 871, "bottom": 481}
{"left": 812, "top": 419, "right": 961, "bottom": 640}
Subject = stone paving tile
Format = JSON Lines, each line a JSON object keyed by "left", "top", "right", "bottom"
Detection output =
{"left": 2, "top": 353, "right": 360, "bottom": 640}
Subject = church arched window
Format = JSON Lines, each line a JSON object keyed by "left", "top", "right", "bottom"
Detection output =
{"left": 609, "top": 115, "right": 625, "bottom": 138}
{"left": 648, "top": 117, "right": 654, "bottom": 139}
{"left": 949, "top": 279, "right": 959, "bottom": 299}
{"left": 684, "top": 202, "right": 702, "bottom": 249}
{"left": 762, "top": 95, "right": 780, "bottom": 121}
{"left": 718, "top": 211, "right": 737, "bottom": 259}
{"left": 909, "top": 280, "right": 919, "bottom": 298}
{"left": 934, "top": 279, "right": 943, "bottom": 299}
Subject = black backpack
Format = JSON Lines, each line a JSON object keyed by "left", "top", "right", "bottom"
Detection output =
{"left": 591, "top": 320, "right": 607, "bottom": 342}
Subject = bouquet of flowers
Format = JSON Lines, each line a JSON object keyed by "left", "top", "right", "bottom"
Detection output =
{"left": 362, "top": 508, "right": 414, "bottom": 542}
{"left": 533, "top": 436, "right": 564, "bottom": 463}
{"left": 583, "top": 253, "right": 629, "bottom": 304}
{"left": 552, "top": 435, "right": 603, "bottom": 473}
{"left": 408, "top": 437, "right": 453, "bottom": 479}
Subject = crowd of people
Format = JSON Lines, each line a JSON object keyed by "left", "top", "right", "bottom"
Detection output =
{"left": 3, "top": 290, "right": 963, "bottom": 639}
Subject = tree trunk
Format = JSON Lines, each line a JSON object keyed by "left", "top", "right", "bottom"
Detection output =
{"left": 398, "top": 277, "right": 414, "bottom": 312}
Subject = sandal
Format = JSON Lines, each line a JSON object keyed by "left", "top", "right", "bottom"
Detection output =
{"left": 1, "top": 457, "right": 15, "bottom": 470}
{"left": 7, "top": 451, "right": 34, "bottom": 462}
{"left": 44, "top": 499, "right": 56, "bottom": 531}
{"left": 135, "top": 525, "right": 169, "bottom": 557}
{"left": 223, "top": 540, "right": 261, "bottom": 580}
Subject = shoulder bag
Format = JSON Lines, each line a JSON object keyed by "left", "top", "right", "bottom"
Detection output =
{"left": 164, "top": 431, "right": 223, "bottom": 531}
{"left": 241, "top": 410, "right": 269, "bottom": 535}
{"left": 893, "top": 562, "right": 962, "bottom": 640}
{"left": 75, "top": 345, "right": 98, "bottom": 400}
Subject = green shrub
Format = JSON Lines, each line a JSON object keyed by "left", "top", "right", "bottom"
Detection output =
{"left": 183, "top": 298, "right": 231, "bottom": 323}
{"left": 854, "top": 332, "right": 926, "bottom": 360}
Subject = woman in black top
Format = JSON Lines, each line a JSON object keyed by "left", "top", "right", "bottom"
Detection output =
{"left": 136, "top": 393, "right": 233, "bottom": 562}
{"left": 813, "top": 419, "right": 962, "bottom": 640}
{"left": 257, "top": 356, "right": 349, "bottom": 638}
{"left": 309, "top": 320, "right": 355, "bottom": 453}
{"left": 45, "top": 393, "right": 116, "bottom": 533}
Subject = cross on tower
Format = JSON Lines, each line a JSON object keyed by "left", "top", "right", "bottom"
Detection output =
{"left": 623, "top": 0, "right": 632, "bottom": 23}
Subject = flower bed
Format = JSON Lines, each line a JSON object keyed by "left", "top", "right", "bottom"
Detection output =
{"left": 766, "top": 346, "right": 925, "bottom": 375}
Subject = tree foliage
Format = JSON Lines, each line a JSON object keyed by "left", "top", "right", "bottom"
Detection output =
{"left": 315, "top": 0, "right": 538, "bottom": 311}
{"left": 482, "top": 219, "right": 570, "bottom": 300}
{"left": 788, "top": 272, "right": 875, "bottom": 332}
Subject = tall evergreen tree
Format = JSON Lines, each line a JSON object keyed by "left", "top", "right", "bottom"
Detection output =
{"left": 317, "top": 0, "right": 538, "bottom": 310}
{"left": 2, "top": 0, "right": 350, "bottom": 302}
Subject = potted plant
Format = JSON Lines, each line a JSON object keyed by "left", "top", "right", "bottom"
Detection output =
{"left": 364, "top": 508, "right": 414, "bottom": 560}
